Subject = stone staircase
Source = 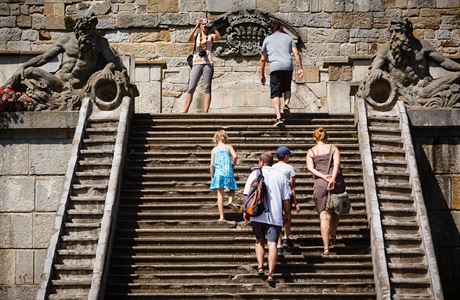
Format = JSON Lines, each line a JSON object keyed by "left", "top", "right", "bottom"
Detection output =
{"left": 45, "top": 117, "right": 119, "bottom": 299}
{"left": 366, "top": 114, "right": 436, "bottom": 299}
{"left": 104, "top": 113, "right": 375, "bottom": 299}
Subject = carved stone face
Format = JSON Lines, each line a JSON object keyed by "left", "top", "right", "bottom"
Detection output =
{"left": 75, "top": 15, "right": 98, "bottom": 52}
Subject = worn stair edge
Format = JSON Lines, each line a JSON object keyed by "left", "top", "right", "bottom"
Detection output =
{"left": 356, "top": 99, "right": 391, "bottom": 300}
{"left": 88, "top": 97, "right": 134, "bottom": 300}
{"left": 37, "top": 98, "right": 92, "bottom": 300}
{"left": 397, "top": 101, "right": 443, "bottom": 300}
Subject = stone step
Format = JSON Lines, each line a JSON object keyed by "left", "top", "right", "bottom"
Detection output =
{"left": 129, "top": 136, "right": 359, "bottom": 144}
{"left": 64, "top": 222, "right": 101, "bottom": 228}
{"left": 378, "top": 194, "right": 413, "bottom": 203}
{"left": 128, "top": 142, "right": 360, "bottom": 150}
{"left": 69, "top": 196, "right": 106, "bottom": 202}
{"left": 78, "top": 160, "right": 112, "bottom": 166}
{"left": 67, "top": 209, "right": 104, "bottom": 216}
{"left": 85, "top": 127, "right": 118, "bottom": 133}
{"left": 105, "top": 291, "right": 376, "bottom": 299}
{"left": 106, "top": 281, "right": 375, "bottom": 294}
{"left": 392, "top": 293, "right": 433, "bottom": 300}
{"left": 83, "top": 137, "right": 116, "bottom": 144}
{"left": 75, "top": 170, "right": 111, "bottom": 177}
{"left": 367, "top": 126, "right": 401, "bottom": 134}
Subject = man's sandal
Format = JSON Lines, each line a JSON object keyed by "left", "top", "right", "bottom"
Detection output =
{"left": 266, "top": 274, "right": 275, "bottom": 283}
{"left": 322, "top": 248, "right": 330, "bottom": 256}
{"left": 257, "top": 266, "right": 264, "bottom": 275}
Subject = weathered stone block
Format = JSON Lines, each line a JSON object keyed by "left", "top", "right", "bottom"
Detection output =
{"left": 440, "top": 15, "right": 460, "bottom": 30}
{"left": 104, "top": 30, "right": 130, "bottom": 43}
{"left": 307, "top": 28, "right": 349, "bottom": 43}
{"left": 0, "top": 28, "right": 22, "bottom": 41}
{"left": 130, "top": 30, "right": 171, "bottom": 43}
{"left": 340, "top": 43, "right": 356, "bottom": 56}
{"left": 29, "top": 5, "right": 44, "bottom": 13}
{"left": 327, "top": 81, "right": 351, "bottom": 114}
{"left": 17, "top": 15, "right": 32, "bottom": 28}
{"left": 385, "top": 0, "right": 408, "bottom": 7}
{"left": 0, "top": 141, "right": 28, "bottom": 175}
{"left": 33, "top": 213, "right": 54, "bottom": 248}
{"left": 35, "top": 176, "right": 64, "bottom": 212}
{"left": 329, "top": 65, "right": 340, "bottom": 81}
{"left": 408, "top": 0, "right": 436, "bottom": 8}
{"left": 0, "top": 214, "right": 33, "bottom": 248}
{"left": 119, "top": 3, "right": 137, "bottom": 12}
{"left": 29, "top": 141, "right": 71, "bottom": 175}
{"left": 150, "top": 65, "right": 162, "bottom": 81}
{"left": 45, "top": 16, "right": 65, "bottom": 30}
{"left": 135, "top": 65, "right": 150, "bottom": 82}
{"left": 306, "top": 43, "right": 340, "bottom": 57}
{"left": 0, "top": 250, "right": 14, "bottom": 285}
{"left": 411, "top": 17, "right": 440, "bottom": 29}
{"left": 96, "top": 16, "right": 116, "bottom": 30}
{"left": 21, "top": 29, "right": 38, "bottom": 41}
{"left": 31, "top": 14, "right": 45, "bottom": 29}
{"left": 89, "top": 1, "right": 111, "bottom": 15}
{"left": 135, "top": 81, "right": 162, "bottom": 113}
{"left": 15, "top": 250, "right": 33, "bottom": 284}
{"left": 6, "top": 40, "right": 31, "bottom": 51}
{"left": 208, "top": 0, "right": 232, "bottom": 12}
{"left": 354, "top": 0, "right": 383, "bottom": 11}
{"left": 0, "top": 177, "right": 34, "bottom": 212}
{"left": 112, "top": 43, "right": 158, "bottom": 58}
{"left": 340, "top": 66, "right": 352, "bottom": 81}
{"left": 0, "top": 3, "right": 10, "bottom": 15}
{"left": 310, "top": 0, "right": 320, "bottom": 12}
{"left": 279, "top": 0, "right": 309, "bottom": 12}
{"left": 179, "top": 0, "right": 206, "bottom": 11}
{"left": 289, "top": 12, "right": 331, "bottom": 27}
{"left": 154, "top": 42, "right": 194, "bottom": 57}
{"left": 0, "top": 16, "right": 16, "bottom": 28}
{"left": 256, "top": 0, "right": 279, "bottom": 13}
{"left": 233, "top": 0, "right": 256, "bottom": 10}
{"left": 34, "top": 249, "right": 47, "bottom": 284}
{"left": 322, "top": 0, "right": 345, "bottom": 11}
{"left": 9, "top": 4, "right": 20, "bottom": 16}
{"left": 148, "top": 0, "right": 179, "bottom": 13}
{"left": 303, "top": 66, "right": 319, "bottom": 83}
{"left": 158, "top": 13, "right": 189, "bottom": 25}
{"left": 117, "top": 14, "right": 158, "bottom": 28}
{"left": 332, "top": 12, "right": 373, "bottom": 29}
{"left": 436, "top": 0, "right": 460, "bottom": 7}
{"left": 350, "top": 28, "right": 389, "bottom": 42}
{"left": 352, "top": 60, "right": 370, "bottom": 81}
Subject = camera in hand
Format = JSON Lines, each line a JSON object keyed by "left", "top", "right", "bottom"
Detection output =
{"left": 198, "top": 48, "right": 207, "bottom": 57}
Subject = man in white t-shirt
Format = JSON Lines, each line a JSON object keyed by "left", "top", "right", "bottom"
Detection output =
{"left": 243, "top": 152, "right": 291, "bottom": 283}
{"left": 273, "top": 145, "right": 300, "bottom": 256}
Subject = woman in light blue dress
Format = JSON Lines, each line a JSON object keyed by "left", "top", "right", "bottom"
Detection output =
{"left": 210, "top": 130, "right": 238, "bottom": 221}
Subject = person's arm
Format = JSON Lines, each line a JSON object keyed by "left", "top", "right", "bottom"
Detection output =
{"left": 210, "top": 149, "right": 215, "bottom": 180}
{"left": 187, "top": 18, "right": 201, "bottom": 42}
{"left": 292, "top": 46, "right": 303, "bottom": 80}
{"left": 327, "top": 145, "right": 341, "bottom": 190}
{"left": 211, "top": 27, "right": 221, "bottom": 41}
{"left": 229, "top": 145, "right": 238, "bottom": 166}
{"left": 425, "top": 43, "right": 460, "bottom": 71}
{"left": 259, "top": 52, "right": 268, "bottom": 85}
{"left": 290, "top": 176, "right": 300, "bottom": 213}
{"left": 306, "top": 149, "right": 329, "bottom": 181}
{"left": 282, "top": 178, "right": 292, "bottom": 223}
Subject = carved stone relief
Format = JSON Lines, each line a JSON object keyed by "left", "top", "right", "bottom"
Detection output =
{"left": 358, "top": 17, "right": 460, "bottom": 110}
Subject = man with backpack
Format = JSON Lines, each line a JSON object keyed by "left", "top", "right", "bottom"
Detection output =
{"left": 242, "top": 152, "right": 291, "bottom": 283}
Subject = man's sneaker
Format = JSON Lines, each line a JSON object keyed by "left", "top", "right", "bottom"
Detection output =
{"left": 273, "top": 118, "right": 284, "bottom": 127}
{"left": 277, "top": 247, "right": 283, "bottom": 257}
{"left": 283, "top": 105, "right": 291, "bottom": 116}
{"left": 282, "top": 238, "right": 291, "bottom": 249}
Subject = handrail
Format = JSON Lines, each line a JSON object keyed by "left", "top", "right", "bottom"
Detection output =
{"left": 88, "top": 96, "right": 134, "bottom": 299}
{"left": 356, "top": 99, "right": 391, "bottom": 300}
{"left": 37, "top": 98, "right": 92, "bottom": 300}
{"left": 397, "top": 101, "right": 444, "bottom": 300}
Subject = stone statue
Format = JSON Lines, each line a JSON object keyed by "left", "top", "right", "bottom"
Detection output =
{"left": 2, "top": 14, "right": 137, "bottom": 111}
{"left": 359, "top": 17, "right": 460, "bottom": 109}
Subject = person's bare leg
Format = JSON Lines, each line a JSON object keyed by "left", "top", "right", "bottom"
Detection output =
{"left": 283, "top": 90, "right": 291, "bottom": 107}
{"left": 255, "top": 241, "right": 265, "bottom": 269}
{"left": 182, "top": 92, "right": 193, "bottom": 113}
{"left": 216, "top": 189, "right": 225, "bottom": 220}
{"left": 320, "top": 210, "right": 331, "bottom": 253}
{"left": 227, "top": 190, "right": 235, "bottom": 204}
{"left": 272, "top": 97, "right": 282, "bottom": 119}
{"left": 203, "top": 92, "right": 211, "bottom": 113}
{"left": 267, "top": 242, "right": 278, "bottom": 276}
{"left": 330, "top": 213, "right": 340, "bottom": 241}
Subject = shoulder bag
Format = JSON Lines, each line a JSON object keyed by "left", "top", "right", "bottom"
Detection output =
{"left": 187, "top": 33, "right": 198, "bottom": 68}
{"left": 325, "top": 145, "right": 351, "bottom": 215}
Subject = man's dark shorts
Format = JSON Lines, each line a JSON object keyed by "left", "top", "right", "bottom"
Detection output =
{"left": 270, "top": 70, "right": 293, "bottom": 98}
{"left": 251, "top": 221, "right": 282, "bottom": 243}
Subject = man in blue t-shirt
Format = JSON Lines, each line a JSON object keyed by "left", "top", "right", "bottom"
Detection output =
{"left": 260, "top": 20, "right": 303, "bottom": 127}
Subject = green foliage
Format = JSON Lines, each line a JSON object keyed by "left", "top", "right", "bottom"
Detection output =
{"left": 64, "top": 16, "right": 76, "bottom": 32}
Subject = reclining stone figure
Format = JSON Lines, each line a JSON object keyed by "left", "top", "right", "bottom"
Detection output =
{"left": 2, "top": 13, "right": 136, "bottom": 111}
{"left": 359, "top": 17, "right": 460, "bottom": 109}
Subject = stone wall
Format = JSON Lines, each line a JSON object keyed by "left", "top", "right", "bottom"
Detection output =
{"left": 0, "top": 112, "right": 77, "bottom": 299}
{"left": 408, "top": 109, "right": 460, "bottom": 300}
{"left": 1, "top": 0, "right": 459, "bottom": 113}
